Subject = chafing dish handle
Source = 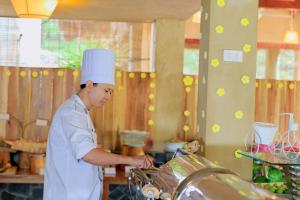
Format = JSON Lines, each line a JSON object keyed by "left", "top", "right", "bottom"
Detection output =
{"left": 172, "top": 168, "right": 236, "bottom": 200}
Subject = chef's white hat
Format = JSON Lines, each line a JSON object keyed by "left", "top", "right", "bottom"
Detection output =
{"left": 80, "top": 48, "right": 115, "bottom": 85}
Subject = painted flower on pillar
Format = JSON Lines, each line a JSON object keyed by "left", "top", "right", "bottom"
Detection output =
{"left": 215, "top": 25, "right": 224, "bottom": 34}
{"left": 185, "top": 87, "right": 191, "bottom": 93}
{"left": 20, "top": 71, "right": 27, "bottom": 77}
{"left": 266, "top": 82, "right": 272, "bottom": 89}
{"left": 148, "top": 119, "right": 154, "bottom": 126}
{"left": 184, "top": 110, "right": 191, "bottom": 117}
{"left": 57, "top": 70, "right": 64, "bottom": 77}
{"left": 216, "top": 87, "right": 225, "bottom": 96}
{"left": 183, "top": 76, "right": 193, "bottom": 86}
{"left": 211, "top": 58, "right": 220, "bottom": 68}
{"left": 32, "top": 71, "right": 39, "bottom": 78}
{"left": 129, "top": 72, "right": 135, "bottom": 79}
{"left": 116, "top": 70, "right": 122, "bottom": 78}
{"left": 234, "top": 149, "right": 243, "bottom": 158}
{"left": 73, "top": 70, "right": 79, "bottom": 78}
{"left": 242, "top": 44, "right": 252, "bottom": 53}
{"left": 183, "top": 125, "right": 190, "bottom": 132}
{"left": 148, "top": 93, "right": 155, "bottom": 100}
{"left": 150, "top": 82, "right": 156, "bottom": 89}
{"left": 5, "top": 69, "right": 11, "bottom": 76}
{"left": 240, "top": 18, "right": 250, "bottom": 27}
{"left": 211, "top": 124, "right": 221, "bottom": 133}
{"left": 140, "top": 72, "right": 147, "bottom": 79}
{"left": 217, "top": 0, "right": 225, "bottom": 7}
{"left": 256, "top": 82, "right": 259, "bottom": 88}
{"left": 234, "top": 110, "right": 244, "bottom": 120}
{"left": 241, "top": 75, "right": 250, "bottom": 85}
{"left": 148, "top": 105, "right": 155, "bottom": 112}
{"left": 278, "top": 82, "right": 284, "bottom": 89}
{"left": 289, "top": 83, "right": 295, "bottom": 90}
{"left": 150, "top": 72, "right": 156, "bottom": 79}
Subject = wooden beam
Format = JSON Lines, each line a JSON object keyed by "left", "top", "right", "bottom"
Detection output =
{"left": 259, "top": 0, "right": 300, "bottom": 9}
{"left": 185, "top": 39, "right": 300, "bottom": 50}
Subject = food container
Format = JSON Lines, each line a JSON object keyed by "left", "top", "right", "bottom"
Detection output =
{"left": 29, "top": 153, "right": 45, "bottom": 175}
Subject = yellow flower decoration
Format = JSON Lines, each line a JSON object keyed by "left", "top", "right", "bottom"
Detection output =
{"left": 278, "top": 82, "right": 284, "bottom": 89}
{"left": 234, "top": 149, "right": 243, "bottom": 158}
{"left": 240, "top": 18, "right": 250, "bottom": 27}
{"left": 32, "top": 71, "right": 38, "bottom": 78}
{"left": 184, "top": 110, "right": 190, "bottom": 117}
{"left": 255, "top": 82, "right": 259, "bottom": 88}
{"left": 140, "top": 72, "right": 147, "bottom": 79}
{"left": 241, "top": 75, "right": 250, "bottom": 85}
{"left": 185, "top": 87, "right": 191, "bottom": 93}
{"left": 289, "top": 83, "right": 295, "bottom": 90}
{"left": 129, "top": 72, "right": 135, "bottom": 79}
{"left": 183, "top": 125, "right": 190, "bottom": 132}
{"left": 148, "top": 119, "right": 154, "bottom": 126}
{"left": 57, "top": 70, "right": 64, "bottom": 77}
{"left": 150, "top": 73, "right": 156, "bottom": 79}
{"left": 234, "top": 110, "right": 244, "bottom": 119}
{"left": 150, "top": 82, "right": 156, "bottom": 89}
{"left": 217, "top": 0, "right": 225, "bottom": 7}
{"left": 211, "top": 124, "right": 221, "bottom": 133}
{"left": 215, "top": 25, "right": 224, "bottom": 34}
{"left": 116, "top": 71, "right": 122, "bottom": 78}
{"left": 266, "top": 82, "right": 272, "bottom": 89}
{"left": 148, "top": 93, "right": 155, "bottom": 100}
{"left": 211, "top": 58, "right": 220, "bottom": 68}
{"left": 148, "top": 105, "right": 155, "bottom": 112}
{"left": 20, "top": 71, "right": 27, "bottom": 77}
{"left": 73, "top": 70, "right": 79, "bottom": 77}
{"left": 216, "top": 88, "right": 225, "bottom": 96}
{"left": 183, "top": 76, "right": 193, "bottom": 86}
{"left": 43, "top": 70, "right": 49, "bottom": 76}
{"left": 243, "top": 43, "right": 252, "bottom": 53}
{"left": 5, "top": 70, "right": 11, "bottom": 76}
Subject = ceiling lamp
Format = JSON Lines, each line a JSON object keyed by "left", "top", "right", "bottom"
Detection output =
{"left": 10, "top": 0, "right": 58, "bottom": 19}
{"left": 284, "top": 10, "right": 299, "bottom": 44}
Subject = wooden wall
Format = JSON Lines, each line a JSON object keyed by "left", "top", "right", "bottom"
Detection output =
{"left": 0, "top": 67, "right": 198, "bottom": 150}
{"left": 0, "top": 67, "right": 298, "bottom": 150}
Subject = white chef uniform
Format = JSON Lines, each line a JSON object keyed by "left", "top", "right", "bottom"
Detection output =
{"left": 43, "top": 49, "right": 115, "bottom": 200}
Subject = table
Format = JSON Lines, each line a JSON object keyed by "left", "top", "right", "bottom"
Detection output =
{"left": 238, "top": 151, "right": 300, "bottom": 199}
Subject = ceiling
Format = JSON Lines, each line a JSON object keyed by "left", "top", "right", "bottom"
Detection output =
{"left": 0, "top": 0, "right": 202, "bottom": 22}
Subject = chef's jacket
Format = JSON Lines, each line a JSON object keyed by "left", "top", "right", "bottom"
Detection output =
{"left": 43, "top": 94, "right": 103, "bottom": 200}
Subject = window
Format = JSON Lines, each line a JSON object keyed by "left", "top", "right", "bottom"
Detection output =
{"left": 183, "top": 48, "right": 199, "bottom": 75}
{"left": 256, "top": 49, "right": 267, "bottom": 79}
{"left": 0, "top": 17, "right": 153, "bottom": 71}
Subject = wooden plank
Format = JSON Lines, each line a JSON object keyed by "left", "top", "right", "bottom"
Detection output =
{"left": 0, "top": 67, "right": 9, "bottom": 138}
{"left": 6, "top": 67, "right": 20, "bottom": 140}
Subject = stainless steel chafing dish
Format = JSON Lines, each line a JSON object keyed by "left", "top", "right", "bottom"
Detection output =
{"left": 128, "top": 148, "right": 283, "bottom": 200}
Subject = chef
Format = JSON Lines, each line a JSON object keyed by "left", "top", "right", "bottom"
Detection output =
{"left": 43, "top": 48, "right": 153, "bottom": 200}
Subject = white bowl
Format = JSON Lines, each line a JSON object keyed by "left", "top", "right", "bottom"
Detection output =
{"left": 121, "top": 130, "right": 149, "bottom": 147}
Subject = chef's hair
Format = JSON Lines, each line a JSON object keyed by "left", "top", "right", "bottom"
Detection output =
{"left": 80, "top": 83, "right": 98, "bottom": 89}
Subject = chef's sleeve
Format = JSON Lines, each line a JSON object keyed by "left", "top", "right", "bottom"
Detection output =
{"left": 61, "top": 111, "right": 96, "bottom": 160}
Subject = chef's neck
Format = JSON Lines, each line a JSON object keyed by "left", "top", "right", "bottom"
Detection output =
{"left": 77, "top": 90, "right": 92, "bottom": 111}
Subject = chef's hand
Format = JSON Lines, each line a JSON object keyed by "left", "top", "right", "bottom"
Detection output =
{"left": 132, "top": 155, "right": 154, "bottom": 169}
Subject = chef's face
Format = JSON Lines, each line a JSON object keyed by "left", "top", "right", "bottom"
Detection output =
{"left": 86, "top": 81, "right": 114, "bottom": 107}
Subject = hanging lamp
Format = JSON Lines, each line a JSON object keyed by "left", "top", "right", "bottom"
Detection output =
{"left": 10, "top": 0, "right": 58, "bottom": 19}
